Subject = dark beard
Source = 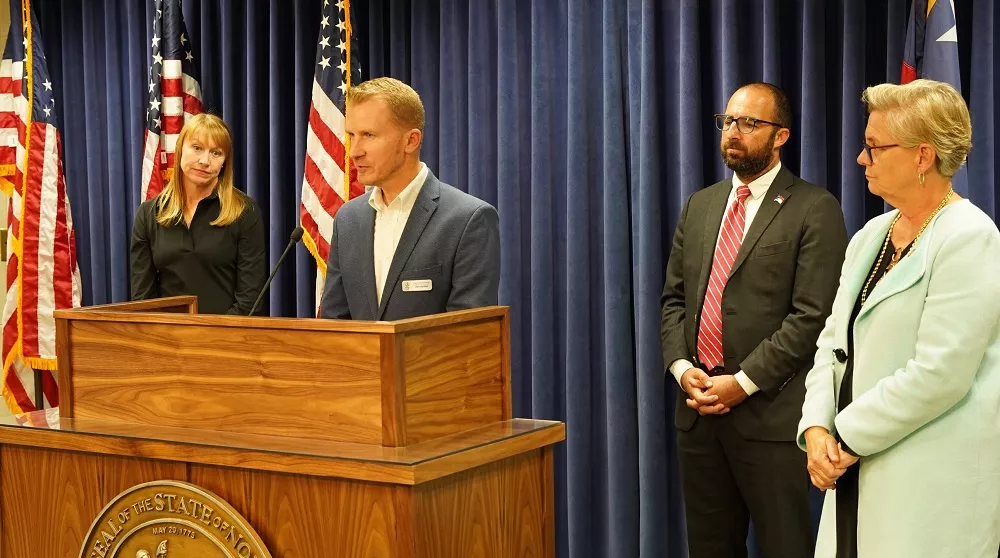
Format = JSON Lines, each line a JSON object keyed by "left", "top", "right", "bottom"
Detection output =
{"left": 720, "top": 130, "right": 777, "bottom": 178}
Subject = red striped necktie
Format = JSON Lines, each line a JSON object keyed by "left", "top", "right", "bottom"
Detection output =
{"left": 697, "top": 184, "right": 752, "bottom": 370}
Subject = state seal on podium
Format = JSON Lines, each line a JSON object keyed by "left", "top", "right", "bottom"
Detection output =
{"left": 80, "top": 480, "right": 271, "bottom": 558}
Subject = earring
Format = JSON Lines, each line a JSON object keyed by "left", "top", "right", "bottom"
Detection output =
{"left": 917, "top": 171, "right": 925, "bottom": 185}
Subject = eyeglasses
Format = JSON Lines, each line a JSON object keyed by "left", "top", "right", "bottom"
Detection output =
{"left": 862, "top": 142, "right": 900, "bottom": 163}
{"left": 714, "top": 114, "right": 783, "bottom": 134}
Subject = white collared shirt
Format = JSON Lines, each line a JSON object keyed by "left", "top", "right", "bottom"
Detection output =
{"left": 670, "top": 162, "right": 784, "bottom": 396}
{"left": 369, "top": 162, "right": 429, "bottom": 304}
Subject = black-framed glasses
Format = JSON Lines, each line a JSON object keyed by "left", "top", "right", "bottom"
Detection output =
{"left": 862, "top": 142, "right": 900, "bottom": 163}
{"left": 714, "top": 114, "right": 783, "bottom": 134}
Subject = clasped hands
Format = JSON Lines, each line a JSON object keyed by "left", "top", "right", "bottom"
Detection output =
{"left": 803, "top": 426, "right": 859, "bottom": 491}
{"left": 680, "top": 366, "right": 747, "bottom": 416}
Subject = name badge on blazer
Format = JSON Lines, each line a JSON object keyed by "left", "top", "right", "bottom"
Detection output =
{"left": 402, "top": 279, "right": 433, "bottom": 292}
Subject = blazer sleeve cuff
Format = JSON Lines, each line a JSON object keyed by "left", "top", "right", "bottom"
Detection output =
{"left": 833, "top": 414, "right": 871, "bottom": 457}
{"left": 839, "top": 439, "right": 860, "bottom": 457}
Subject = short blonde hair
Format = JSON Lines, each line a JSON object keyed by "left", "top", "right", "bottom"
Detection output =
{"left": 346, "top": 77, "right": 425, "bottom": 132}
{"left": 155, "top": 113, "right": 246, "bottom": 227}
{"left": 862, "top": 79, "right": 972, "bottom": 177}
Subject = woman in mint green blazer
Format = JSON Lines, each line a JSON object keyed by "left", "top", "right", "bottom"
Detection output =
{"left": 798, "top": 79, "right": 1000, "bottom": 558}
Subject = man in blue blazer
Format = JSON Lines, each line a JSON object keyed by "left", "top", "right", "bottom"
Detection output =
{"left": 319, "top": 78, "right": 500, "bottom": 321}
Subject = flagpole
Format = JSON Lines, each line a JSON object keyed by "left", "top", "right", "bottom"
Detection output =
{"left": 20, "top": 0, "right": 43, "bottom": 412}
{"left": 34, "top": 371, "right": 41, "bottom": 410}
{"left": 343, "top": 0, "right": 353, "bottom": 202}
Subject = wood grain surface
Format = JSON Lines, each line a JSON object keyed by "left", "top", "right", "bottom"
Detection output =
{"left": 403, "top": 320, "right": 505, "bottom": 444}
{"left": 380, "top": 332, "right": 408, "bottom": 446}
{"left": 0, "top": 448, "right": 551, "bottom": 558}
{"left": 412, "top": 450, "right": 551, "bottom": 558}
{"left": 0, "top": 419, "right": 564, "bottom": 484}
{"left": 56, "top": 304, "right": 512, "bottom": 448}
{"left": 54, "top": 304, "right": 508, "bottom": 336}
{"left": 12, "top": 302, "right": 554, "bottom": 556}
{"left": 67, "top": 320, "right": 384, "bottom": 444}
{"left": 500, "top": 311, "right": 512, "bottom": 420}
{"left": 387, "top": 306, "right": 509, "bottom": 333}
{"left": 76, "top": 295, "right": 198, "bottom": 314}
{"left": 0, "top": 447, "right": 185, "bottom": 558}
{"left": 55, "top": 318, "right": 73, "bottom": 416}
{"left": 191, "top": 464, "right": 399, "bottom": 557}
{"left": 0, "top": 423, "right": 560, "bottom": 557}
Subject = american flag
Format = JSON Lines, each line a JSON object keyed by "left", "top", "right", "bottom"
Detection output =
{"left": 300, "top": 0, "right": 364, "bottom": 297}
{"left": 140, "top": 0, "right": 204, "bottom": 201}
{"left": 0, "top": 0, "right": 82, "bottom": 413}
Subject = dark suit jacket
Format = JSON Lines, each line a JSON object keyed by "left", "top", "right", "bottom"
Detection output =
{"left": 660, "top": 165, "right": 847, "bottom": 441}
{"left": 320, "top": 170, "right": 501, "bottom": 321}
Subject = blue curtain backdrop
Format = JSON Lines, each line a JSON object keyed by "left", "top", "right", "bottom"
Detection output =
{"left": 35, "top": 0, "right": 998, "bottom": 556}
{"left": 34, "top": 0, "right": 326, "bottom": 317}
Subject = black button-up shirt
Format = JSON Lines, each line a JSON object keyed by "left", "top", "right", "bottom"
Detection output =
{"left": 130, "top": 191, "right": 266, "bottom": 315}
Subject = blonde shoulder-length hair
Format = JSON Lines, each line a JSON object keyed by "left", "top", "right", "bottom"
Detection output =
{"left": 155, "top": 113, "right": 247, "bottom": 227}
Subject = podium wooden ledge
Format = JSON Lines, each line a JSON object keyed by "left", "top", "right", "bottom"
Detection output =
{"left": 0, "top": 416, "right": 564, "bottom": 485}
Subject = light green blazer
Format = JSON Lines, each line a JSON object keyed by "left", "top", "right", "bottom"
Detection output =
{"left": 798, "top": 199, "right": 1000, "bottom": 557}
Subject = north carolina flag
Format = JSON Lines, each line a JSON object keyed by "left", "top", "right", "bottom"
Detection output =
{"left": 901, "top": 0, "right": 967, "bottom": 194}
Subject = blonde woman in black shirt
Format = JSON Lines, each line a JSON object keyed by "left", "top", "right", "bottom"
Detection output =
{"left": 130, "top": 114, "right": 266, "bottom": 315}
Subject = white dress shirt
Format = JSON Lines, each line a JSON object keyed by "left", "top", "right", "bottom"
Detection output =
{"left": 369, "top": 162, "right": 429, "bottom": 304}
{"left": 670, "top": 162, "right": 784, "bottom": 396}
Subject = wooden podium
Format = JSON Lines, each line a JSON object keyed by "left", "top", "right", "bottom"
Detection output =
{"left": 0, "top": 297, "right": 564, "bottom": 557}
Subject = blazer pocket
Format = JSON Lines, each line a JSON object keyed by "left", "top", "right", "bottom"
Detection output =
{"left": 400, "top": 264, "right": 442, "bottom": 279}
{"left": 753, "top": 240, "right": 791, "bottom": 258}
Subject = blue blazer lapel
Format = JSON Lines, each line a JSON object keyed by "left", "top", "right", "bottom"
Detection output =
{"left": 358, "top": 201, "right": 379, "bottom": 319}
{"left": 376, "top": 175, "right": 440, "bottom": 320}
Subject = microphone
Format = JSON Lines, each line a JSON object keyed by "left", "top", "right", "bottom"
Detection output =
{"left": 249, "top": 226, "right": 304, "bottom": 316}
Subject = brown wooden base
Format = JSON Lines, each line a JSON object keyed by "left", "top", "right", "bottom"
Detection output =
{"left": 0, "top": 443, "right": 555, "bottom": 558}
